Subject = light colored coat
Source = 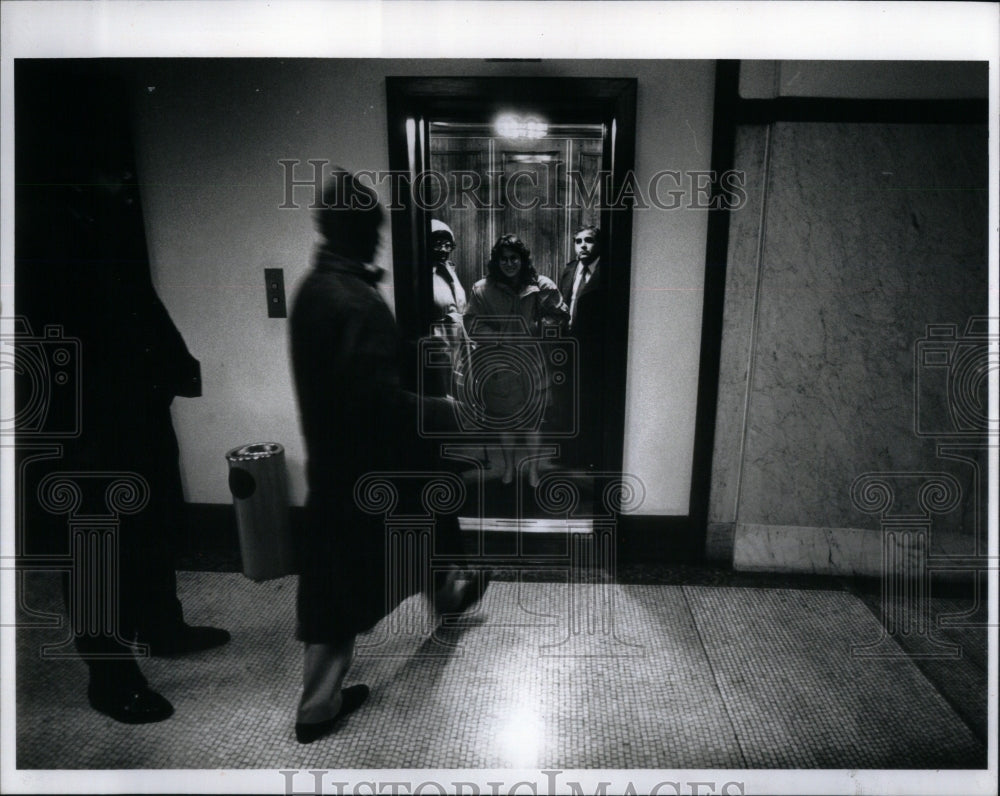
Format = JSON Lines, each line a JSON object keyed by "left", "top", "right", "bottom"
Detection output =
{"left": 463, "top": 275, "right": 570, "bottom": 423}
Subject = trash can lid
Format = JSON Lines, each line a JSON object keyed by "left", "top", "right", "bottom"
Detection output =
{"left": 226, "top": 442, "right": 284, "bottom": 461}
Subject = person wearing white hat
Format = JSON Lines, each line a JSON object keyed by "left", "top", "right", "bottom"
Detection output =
{"left": 427, "top": 219, "right": 469, "bottom": 399}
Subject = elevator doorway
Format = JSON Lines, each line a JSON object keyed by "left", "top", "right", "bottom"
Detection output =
{"left": 386, "top": 77, "right": 637, "bottom": 532}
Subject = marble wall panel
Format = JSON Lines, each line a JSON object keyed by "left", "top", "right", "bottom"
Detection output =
{"left": 735, "top": 122, "right": 988, "bottom": 534}
{"left": 732, "top": 523, "right": 979, "bottom": 577}
{"left": 708, "top": 125, "right": 769, "bottom": 528}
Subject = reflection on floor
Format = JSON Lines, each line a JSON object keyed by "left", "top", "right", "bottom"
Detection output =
{"left": 15, "top": 566, "right": 987, "bottom": 770}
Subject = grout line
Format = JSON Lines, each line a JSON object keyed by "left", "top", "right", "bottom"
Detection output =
{"left": 680, "top": 584, "right": 750, "bottom": 769}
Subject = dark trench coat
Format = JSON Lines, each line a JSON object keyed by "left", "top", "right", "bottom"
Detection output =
{"left": 290, "top": 251, "right": 454, "bottom": 644}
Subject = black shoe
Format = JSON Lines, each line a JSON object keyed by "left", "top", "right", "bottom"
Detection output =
{"left": 88, "top": 684, "right": 174, "bottom": 724}
{"left": 140, "top": 625, "right": 231, "bottom": 657}
{"left": 434, "top": 570, "right": 491, "bottom": 616}
{"left": 295, "top": 684, "right": 370, "bottom": 744}
{"left": 453, "top": 570, "right": 491, "bottom": 614}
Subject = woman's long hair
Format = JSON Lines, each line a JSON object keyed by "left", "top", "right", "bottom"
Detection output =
{"left": 486, "top": 234, "right": 538, "bottom": 290}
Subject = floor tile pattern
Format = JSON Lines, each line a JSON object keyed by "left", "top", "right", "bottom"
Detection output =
{"left": 683, "top": 586, "right": 984, "bottom": 768}
{"left": 847, "top": 588, "right": 990, "bottom": 743}
{"left": 15, "top": 571, "right": 985, "bottom": 770}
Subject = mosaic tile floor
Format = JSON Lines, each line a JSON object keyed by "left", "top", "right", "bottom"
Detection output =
{"left": 14, "top": 570, "right": 986, "bottom": 770}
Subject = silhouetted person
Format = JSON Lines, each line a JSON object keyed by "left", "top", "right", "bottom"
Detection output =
{"left": 18, "top": 159, "right": 230, "bottom": 724}
{"left": 15, "top": 62, "right": 230, "bottom": 724}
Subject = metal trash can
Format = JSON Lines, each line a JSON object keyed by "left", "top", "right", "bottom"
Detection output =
{"left": 225, "top": 442, "right": 295, "bottom": 581}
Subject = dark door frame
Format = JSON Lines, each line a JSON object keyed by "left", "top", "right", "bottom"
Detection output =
{"left": 385, "top": 76, "right": 637, "bottom": 479}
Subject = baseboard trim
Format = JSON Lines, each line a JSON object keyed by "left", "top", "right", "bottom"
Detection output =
{"left": 732, "top": 522, "right": 981, "bottom": 580}
{"left": 181, "top": 503, "right": 705, "bottom": 569}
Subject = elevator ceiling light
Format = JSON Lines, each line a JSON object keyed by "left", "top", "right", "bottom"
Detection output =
{"left": 494, "top": 113, "right": 548, "bottom": 139}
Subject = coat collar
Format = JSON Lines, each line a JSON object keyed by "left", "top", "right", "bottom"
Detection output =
{"left": 491, "top": 277, "right": 541, "bottom": 299}
{"left": 434, "top": 261, "right": 459, "bottom": 283}
{"left": 314, "top": 245, "right": 384, "bottom": 286}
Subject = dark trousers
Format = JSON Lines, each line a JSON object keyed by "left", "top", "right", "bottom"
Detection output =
{"left": 61, "top": 398, "right": 186, "bottom": 693}
{"left": 552, "top": 359, "right": 603, "bottom": 470}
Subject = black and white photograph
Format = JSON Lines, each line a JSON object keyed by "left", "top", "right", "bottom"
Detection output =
{"left": 1, "top": 2, "right": 997, "bottom": 794}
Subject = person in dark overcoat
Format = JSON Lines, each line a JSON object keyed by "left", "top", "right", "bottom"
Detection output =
{"left": 16, "top": 136, "right": 230, "bottom": 725}
{"left": 289, "top": 171, "right": 482, "bottom": 744}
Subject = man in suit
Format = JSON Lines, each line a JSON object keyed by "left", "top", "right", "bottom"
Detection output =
{"left": 558, "top": 224, "right": 604, "bottom": 471}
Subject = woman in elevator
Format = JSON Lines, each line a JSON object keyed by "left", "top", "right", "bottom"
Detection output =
{"left": 463, "top": 233, "right": 570, "bottom": 486}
